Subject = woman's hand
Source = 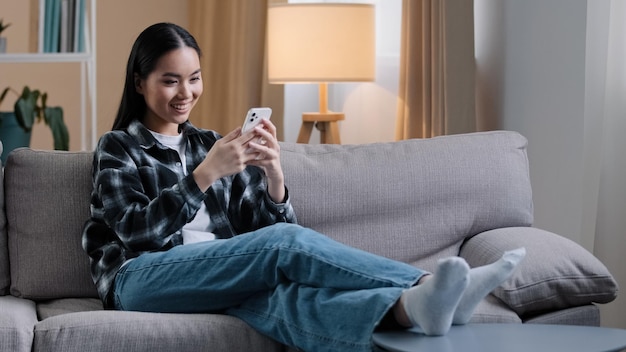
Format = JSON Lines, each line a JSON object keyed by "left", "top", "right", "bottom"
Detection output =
{"left": 245, "top": 119, "right": 286, "bottom": 203}
{"left": 192, "top": 119, "right": 285, "bottom": 203}
{"left": 192, "top": 127, "right": 252, "bottom": 192}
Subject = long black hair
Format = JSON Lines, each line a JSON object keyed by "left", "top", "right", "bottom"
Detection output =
{"left": 111, "top": 22, "right": 202, "bottom": 130}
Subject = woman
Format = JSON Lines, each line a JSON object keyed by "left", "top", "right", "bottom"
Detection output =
{"left": 82, "top": 22, "right": 525, "bottom": 352}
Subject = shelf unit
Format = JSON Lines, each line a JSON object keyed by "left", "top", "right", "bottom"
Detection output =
{"left": 0, "top": 0, "right": 97, "bottom": 150}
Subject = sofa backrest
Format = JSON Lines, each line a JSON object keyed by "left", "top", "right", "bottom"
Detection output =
{"left": 280, "top": 130, "right": 533, "bottom": 271}
{"left": 1, "top": 130, "right": 533, "bottom": 301}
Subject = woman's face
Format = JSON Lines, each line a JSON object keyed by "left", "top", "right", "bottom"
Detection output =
{"left": 136, "top": 47, "right": 203, "bottom": 135}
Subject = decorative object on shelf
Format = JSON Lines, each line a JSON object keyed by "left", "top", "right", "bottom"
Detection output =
{"left": 0, "top": 86, "right": 69, "bottom": 163}
{"left": 41, "top": 0, "right": 86, "bottom": 53}
{"left": 267, "top": 3, "right": 375, "bottom": 144}
{"left": 0, "top": 112, "right": 30, "bottom": 164}
{"left": 0, "top": 18, "right": 11, "bottom": 53}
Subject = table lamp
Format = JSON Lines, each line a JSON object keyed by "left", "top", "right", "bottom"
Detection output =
{"left": 267, "top": 3, "right": 375, "bottom": 144}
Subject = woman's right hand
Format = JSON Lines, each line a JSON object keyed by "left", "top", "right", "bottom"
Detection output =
{"left": 192, "top": 127, "right": 257, "bottom": 192}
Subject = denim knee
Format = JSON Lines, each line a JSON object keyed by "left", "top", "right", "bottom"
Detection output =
{"left": 258, "top": 223, "right": 328, "bottom": 248}
{"left": 266, "top": 222, "right": 305, "bottom": 233}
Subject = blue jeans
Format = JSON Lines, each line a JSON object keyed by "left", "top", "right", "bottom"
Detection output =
{"left": 113, "top": 223, "right": 424, "bottom": 351}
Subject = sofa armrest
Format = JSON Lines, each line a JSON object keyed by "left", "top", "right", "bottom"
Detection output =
{"left": 459, "top": 227, "right": 618, "bottom": 316}
{"left": 0, "top": 296, "right": 38, "bottom": 352}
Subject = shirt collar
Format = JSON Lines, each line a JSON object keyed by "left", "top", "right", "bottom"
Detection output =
{"left": 127, "top": 120, "right": 201, "bottom": 149}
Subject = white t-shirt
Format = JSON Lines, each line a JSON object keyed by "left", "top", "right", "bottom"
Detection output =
{"left": 150, "top": 130, "right": 216, "bottom": 244}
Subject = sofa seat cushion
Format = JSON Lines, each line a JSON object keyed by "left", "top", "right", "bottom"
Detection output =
{"left": 36, "top": 298, "right": 103, "bottom": 320}
{"left": 523, "top": 305, "right": 600, "bottom": 326}
{"left": 34, "top": 310, "right": 283, "bottom": 352}
{"left": 0, "top": 295, "right": 38, "bottom": 352}
{"left": 469, "top": 294, "right": 522, "bottom": 324}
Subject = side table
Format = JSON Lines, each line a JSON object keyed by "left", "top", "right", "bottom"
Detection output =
{"left": 373, "top": 324, "right": 626, "bottom": 352}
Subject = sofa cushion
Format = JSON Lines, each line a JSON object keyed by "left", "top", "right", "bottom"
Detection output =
{"left": 0, "top": 295, "right": 38, "bottom": 352}
{"left": 469, "top": 294, "right": 522, "bottom": 324}
{"left": 523, "top": 305, "right": 600, "bottom": 326}
{"left": 0, "top": 142, "right": 10, "bottom": 295}
{"left": 280, "top": 131, "right": 534, "bottom": 271}
{"left": 34, "top": 310, "right": 283, "bottom": 352}
{"left": 5, "top": 149, "right": 97, "bottom": 300}
{"left": 460, "top": 227, "right": 618, "bottom": 316}
{"left": 36, "top": 298, "right": 103, "bottom": 320}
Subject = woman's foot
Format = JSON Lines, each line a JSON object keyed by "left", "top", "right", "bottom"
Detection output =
{"left": 399, "top": 257, "right": 470, "bottom": 335}
{"left": 452, "top": 247, "right": 526, "bottom": 325}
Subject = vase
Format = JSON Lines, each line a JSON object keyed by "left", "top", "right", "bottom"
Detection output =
{"left": 0, "top": 37, "right": 6, "bottom": 53}
{"left": 0, "top": 111, "right": 32, "bottom": 164}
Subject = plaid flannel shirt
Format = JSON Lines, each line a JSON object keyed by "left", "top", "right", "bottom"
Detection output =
{"left": 82, "top": 120, "right": 297, "bottom": 307}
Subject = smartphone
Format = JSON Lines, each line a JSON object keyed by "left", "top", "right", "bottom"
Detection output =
{"left": 242, "top": 107, "right": 272, "bottom": 133}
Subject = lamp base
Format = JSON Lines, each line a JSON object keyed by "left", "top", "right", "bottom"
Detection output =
{"left": 297, "top": 112, "right": 345, "bottom": 144}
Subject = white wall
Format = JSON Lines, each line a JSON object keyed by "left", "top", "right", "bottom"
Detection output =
{"left": 475, "top": 0, "right": 626, "bottom": 328}
{"left": 284, "top": 0, "right": 402, "bottom": 144}
{"left": 593, "top": 0, "right": 626, "bottom": 330}
{"left": 476, "top": 0, "right": 589, "bottom": 246}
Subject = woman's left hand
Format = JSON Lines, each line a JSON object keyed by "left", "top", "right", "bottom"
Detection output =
{"left": 244, "top": 119, "right": 285, "bottom": 203}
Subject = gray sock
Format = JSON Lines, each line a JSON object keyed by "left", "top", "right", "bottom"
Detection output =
{"left": 402, "top": 257, "right": 470, "bottom": 335}
{"left": 452, "top": 247, "right": 526, "bottom": 325}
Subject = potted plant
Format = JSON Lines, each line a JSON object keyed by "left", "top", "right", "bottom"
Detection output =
{"left": 0, "top": 18, "right": 10, "bottom": 53}
{"left": 0, "top": 86, "right": 69, "bottom": 163}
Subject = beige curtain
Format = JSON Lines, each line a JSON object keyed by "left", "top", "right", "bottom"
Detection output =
{"left": 395, "top": 0, "right": 476, "bottom": 140}
{"left": 188, "top": 0, "right": 284, "bottom": 139}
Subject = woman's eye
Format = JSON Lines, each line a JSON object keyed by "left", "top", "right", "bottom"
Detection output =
{"left": 191, "top": 76, "right": 201, "bottom": 82}
{"left": 163, "top": 80, "right": 178, "bottom": 85}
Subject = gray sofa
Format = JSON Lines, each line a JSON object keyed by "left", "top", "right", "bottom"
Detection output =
{"left": 0, "top": 130, "right": 618, "bottom": 352}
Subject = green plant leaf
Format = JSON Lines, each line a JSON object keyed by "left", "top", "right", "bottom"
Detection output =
{"left": 0, "top": 19, "right": 11, "bottom": 34}
{"left": 2, "top": 86, "right": 69, "bottom": 149}
{"left": 14, "top": 87, "right": 39, "bottom": 131}
{"left": 44, "top": 107, "right": 69, "bottom": 150}
{"left": 0, "top": 87, "right": 10, "bottom": 105}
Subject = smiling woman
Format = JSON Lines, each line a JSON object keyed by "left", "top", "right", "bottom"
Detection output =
{"left": 134, "top": 49, "right": 203, "bottom": 135}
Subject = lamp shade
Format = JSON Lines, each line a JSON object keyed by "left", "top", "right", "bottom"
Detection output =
{"left": 267, "top": 3, "right": 375, "bottom": 83}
